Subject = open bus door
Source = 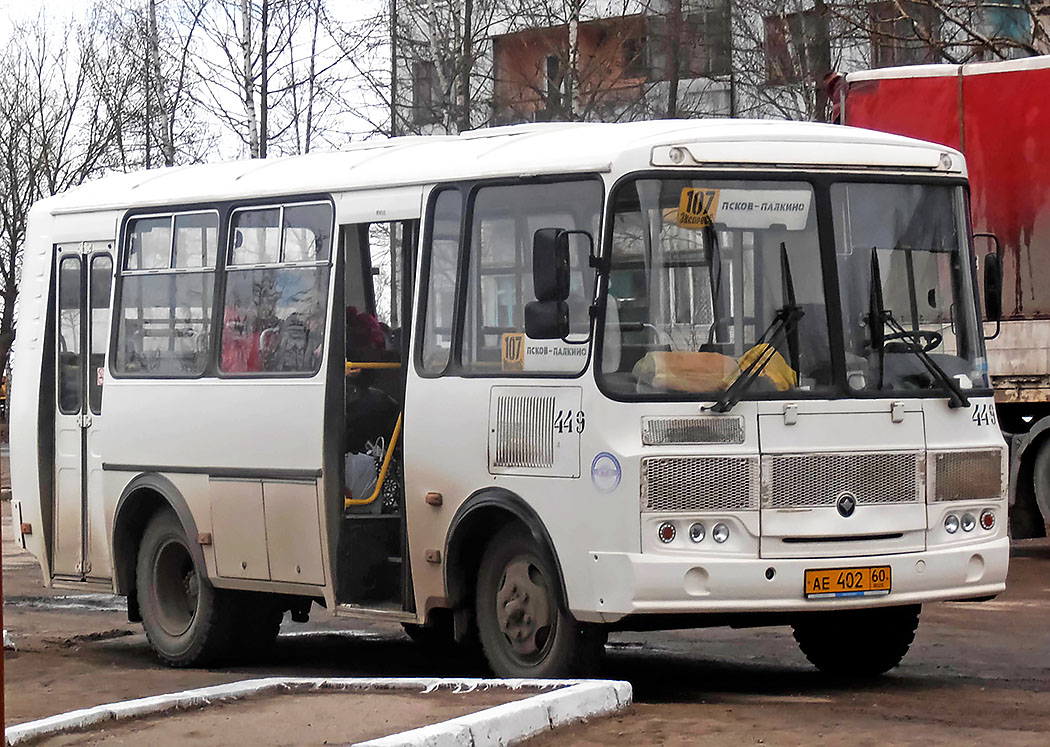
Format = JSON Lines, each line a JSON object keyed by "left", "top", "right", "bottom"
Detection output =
{"left": 52, "top": 243, "right": 113, "bottom": 582}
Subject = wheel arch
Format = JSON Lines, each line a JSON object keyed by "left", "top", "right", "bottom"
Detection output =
{"left": 111, "top": 473, "right": 208, "bottom": 621}
{"left": 443, "top": 488, "right": 567, "bottom": 637}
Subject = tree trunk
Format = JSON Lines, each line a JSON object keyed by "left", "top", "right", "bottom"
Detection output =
{"left": 241, "top": 0, "right": 260, "bottom": 158}
{"left": 259, "top": 0, "right": 268, "bottom": 158}
{"left": 812, "top": 0, "right": 833, "bottom": 121}
{"left": 389, "top": 0, "right": 397, "bottom": 137}
{"left": 458, "top": 0, "right": 473, "bottom": 131}
{"left": 666, "top": 0, "right": 682, "bottom": 118}
{"left": 568, "top": 1, "right": 580, "bottom": 121}
{"left": 148, "top": 0, "right": 175, "bottom": 166}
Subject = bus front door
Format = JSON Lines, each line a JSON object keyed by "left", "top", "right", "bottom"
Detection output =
{"left": 53, "top": 245, "right": 113, "bottom": 581}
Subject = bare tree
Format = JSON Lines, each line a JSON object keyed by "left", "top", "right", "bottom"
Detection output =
{"left": 0, "top": 13, "right": 120, "bottom": 376}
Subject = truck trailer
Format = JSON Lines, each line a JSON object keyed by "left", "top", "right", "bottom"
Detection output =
{"left": 837, "top": 56, "right": 1050, "bottom": 538}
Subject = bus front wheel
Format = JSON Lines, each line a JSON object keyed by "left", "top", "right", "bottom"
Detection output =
{"left": 136, "top": 510, "right": 237, "bottom": 667}
{"left": 792, "top": 604, "right": 921, "bottom": 677}
{"left": 475, "top": 524, "right": 603, "bottom": 678}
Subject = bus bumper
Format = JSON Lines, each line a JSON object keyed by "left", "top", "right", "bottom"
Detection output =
{"left": 579, "top": 537, "right": 1009, "bottom": 623}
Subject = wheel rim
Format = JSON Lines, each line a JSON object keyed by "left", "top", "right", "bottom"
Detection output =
{"left": 495, "top": 555, "right": 555, "bottom": 664}
{"left": 152, "top": 538, "right": 199, "bottom": 637}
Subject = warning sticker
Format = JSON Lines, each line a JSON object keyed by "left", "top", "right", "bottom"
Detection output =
{"left": 501, "top": 333, "right": 524, "bottom": 372}
{"left": 676, "top": 188, "right": 812, "bottom": 231}
{"left": 677, "top": 188, "right": 719, "bottom": 229}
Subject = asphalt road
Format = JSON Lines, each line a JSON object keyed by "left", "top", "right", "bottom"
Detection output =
{"left": 3, "top": 499, "right": 1049, "bottom": 744}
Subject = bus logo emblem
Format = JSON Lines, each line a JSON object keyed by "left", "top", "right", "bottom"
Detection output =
{"left": 501, "top": 333, "right": 524, "bottom": 372}
{"left": 836, "top": 491, "right": 857, "bottom": 518}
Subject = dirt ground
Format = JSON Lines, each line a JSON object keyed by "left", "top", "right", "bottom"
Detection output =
{"left": 3, "top": 466, "right": 1050, "bottom": 745}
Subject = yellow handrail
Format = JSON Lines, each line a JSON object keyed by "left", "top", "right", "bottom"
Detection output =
{"left": 344, "top": 413, "right": 403, "bottom": 509}
{"left": 345, "top": 360, "right": 402, "bottom": 374}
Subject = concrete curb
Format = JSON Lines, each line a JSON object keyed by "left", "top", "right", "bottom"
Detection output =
{"left": 4, "top": 676, "right": 632, "bottom": 747}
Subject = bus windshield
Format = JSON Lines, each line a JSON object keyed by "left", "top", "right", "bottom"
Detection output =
{"left": 833, "top": 182, "right": 988, "bottom": 394}
{"left": 599, "top": 178, "right": 830, "bottom": 398}
{"left": 598, "top": 177, "right": 988, "bottom": 399}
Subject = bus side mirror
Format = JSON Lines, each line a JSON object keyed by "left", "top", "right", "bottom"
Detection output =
{"left": 975, "top": 232, "right": 1002, "bottom": 340}
{"left": 532, "top": 228, "right": 570, "bottom": 302}
{"left": 984, "top": 253, "right": 1002, "bottom": 322}
{"left": 524, "top": 300, "right": 569, "bottom": 339}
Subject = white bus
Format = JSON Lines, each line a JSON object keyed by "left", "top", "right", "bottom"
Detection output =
{"left": 10, "top": 120, "right": 1009, "bottom": 678}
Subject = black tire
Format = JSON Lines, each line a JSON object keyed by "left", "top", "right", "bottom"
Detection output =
{"left": 475, "top": 524, "right": 604, "bottom": 678}
{"left": 792, "top": 604, "right": 921, "bottom": 677}
{"left": 136, "top": 510, "right": 237, "bottom": 667}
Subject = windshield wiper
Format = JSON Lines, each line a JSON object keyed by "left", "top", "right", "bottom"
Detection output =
{"left": 868, "top": 250, "right": 969, "bottom": 409}
{"left": 710, "top": 244, "right": 803, "bottom": 413}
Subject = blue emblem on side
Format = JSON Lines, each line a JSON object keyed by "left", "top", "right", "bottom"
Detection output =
{"left": 591, "top": 452, "right": 621, "bottom": 493}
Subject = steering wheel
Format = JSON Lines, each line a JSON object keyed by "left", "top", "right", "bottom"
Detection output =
{"left": 883, "top": 329, "right": 942, "bottom": 353}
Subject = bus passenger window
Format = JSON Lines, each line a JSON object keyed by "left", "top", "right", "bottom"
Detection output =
{"left": 220, "top": 202, "right": 332, "bottom": 375}
{"left": 57, "top": 257, "right": 82, "bottom": 414}
{"left": 114, "top": 212, "right": 218, "bottom": 377}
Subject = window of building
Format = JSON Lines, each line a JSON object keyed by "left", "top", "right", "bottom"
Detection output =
{"left": 764, "top": 10, "right": 823, "bottom": 85}
{"left": 623, "top": 33, "right": 649, "bottom": 79}
{"left": 868, "top": 1, "right": 941, "bottom": 68}
{"left": 114, "top": 211, "right": 219, "bottom": 377}
{"left": 649, "top": 4, "right": 731, "bottom": 81}
{"left": 412, "top": 59, "right": 441, "bottom": 125}
{"left": 221, "top": 202, "right": 332, "bottom": 375}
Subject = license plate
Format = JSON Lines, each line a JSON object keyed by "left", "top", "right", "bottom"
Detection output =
{"left": 804, "top": 566, "right": 891, "bottom": 599}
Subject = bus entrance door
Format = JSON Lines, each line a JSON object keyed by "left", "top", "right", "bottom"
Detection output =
{"left": 53, "top": 245, "right": 113, "bottom": 581}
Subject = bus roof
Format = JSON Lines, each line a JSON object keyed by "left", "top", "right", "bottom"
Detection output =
{"left": 41, "top": 119, "right": 964, "bottom": 215}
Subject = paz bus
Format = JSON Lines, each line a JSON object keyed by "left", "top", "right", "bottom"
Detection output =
{"left": 10, "top": 120, "right": 1009, "bottom": 678}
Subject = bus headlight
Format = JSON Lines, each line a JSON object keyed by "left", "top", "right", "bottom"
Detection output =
{"left": 944, "top": 514, "right": 959, "bottom": 534}
{"left": 712, "top": 523, "right": 730, "bottom": 544}
{"left": 961, "top": 513, "right": 977, "bottom": 532}
{"left": 688, "top": 523, "right": 706, "bottom": 543}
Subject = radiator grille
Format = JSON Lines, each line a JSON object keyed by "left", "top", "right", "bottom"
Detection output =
{"left": 642, "top": 416, "right": 745, "bottom": 445}
{"left": 932, "top": 450, "right": 1004, "bottom": 502}
{"left": 642, "top": 457, "right": 759, "bottom": 512}
{"left": 492, "top": 395, "right": 556, "bottom": 469}
{"left": 761, "top": 452, "right": 923, "bottom": 509}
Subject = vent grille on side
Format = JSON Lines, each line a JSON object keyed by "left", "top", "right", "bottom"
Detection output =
{"left": 762, "top": 452, "right": 923, "bottom": 509}
{"left": 492, "top": 395, "right": 556, "bottom": 469}
{"left": 932, "top": 450, "right": 1004, "bottom": 502}
{"left": 642, "top": 457, "right": 759, "bottom": 512}
{"left": 642, "top": 416, "right": 745, "bottom": 445}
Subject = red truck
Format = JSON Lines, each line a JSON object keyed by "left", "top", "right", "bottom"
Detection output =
{"left": 838, "top": 56, "right": 1050, "bottom": 538}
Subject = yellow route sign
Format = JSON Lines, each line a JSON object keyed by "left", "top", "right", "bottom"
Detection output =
{"left": 677, "top": 187, "right": 719, "bottom": 229}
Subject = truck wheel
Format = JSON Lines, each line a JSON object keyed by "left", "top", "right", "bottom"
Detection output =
{"left": 792, "top": 604, "right": 920, "bottom": 677}
{"left": 475, "top": 524, "right": 603, "bottom": 678}
{"left": 136, "top": 510, "right": 236, "bottom": 667}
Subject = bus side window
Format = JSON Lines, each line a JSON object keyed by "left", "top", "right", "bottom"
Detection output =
{"left": 419, "top": 189, "right": 462, "bottom": 375}
{"left": 88, "top": 255, "right": 113, "bottom": 414}
{"left": 57, "top": 257, "right": 82, "bottom": 414}
{"left": 220, "top": 202, "right": 332, "bottom": 375}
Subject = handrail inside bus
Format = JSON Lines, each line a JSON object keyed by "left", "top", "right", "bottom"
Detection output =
{"left": 345, "top": 360, "right": 402, "bottom": 373}
{"left": 344, "top": 413, "right": 403, "bottom": 510}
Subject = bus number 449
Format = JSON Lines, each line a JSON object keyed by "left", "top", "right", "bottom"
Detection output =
{"left": 555, "top": 409, "right": 585, "bottom": 434}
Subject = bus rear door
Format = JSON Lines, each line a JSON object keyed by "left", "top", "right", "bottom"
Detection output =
{"left": 53, "top": 243, "right": 113, "bottom": 582}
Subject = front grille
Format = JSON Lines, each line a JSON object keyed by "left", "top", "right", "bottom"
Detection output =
{"left": 642, "top": 456, "right": 759, "bottom": 512}
{"left": 492, "top": 394, "right": 556, "bottom": 469}
{"left": 642, "top": 416, "right": 745, "bottom": 445}
{"left": 761, "top": 452, "right": 923, "bottom": 509}
{"left": 932, "top": 450, "right": 1004, "bottom": 502}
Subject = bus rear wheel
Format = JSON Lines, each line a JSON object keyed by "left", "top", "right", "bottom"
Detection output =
{"left": 475, "top": 524, "right": 603, "bottom": 678}
{"left": 136, "top": 510, "right": 236, "bottom": 667}
{"left": 792, "top": 604, "right": 921, "bottom": 677}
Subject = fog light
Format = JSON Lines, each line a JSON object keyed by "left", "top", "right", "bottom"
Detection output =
{"left": 688, "top": 522, "right": 705, "bottom": 543}
{"left": 944, "top": 514, "right": 959, "bottom": 534}
{"left": 979, "top": 509, "right": 995, "bottom": 530}
{"left": 712, "top": 523, "right": 730, "bottom": 544}
{"left": 658, "top": 522, "right": 676, "bottom": 543}
{"left": 961, "top": 513, "right": 976, "bottom": 532}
